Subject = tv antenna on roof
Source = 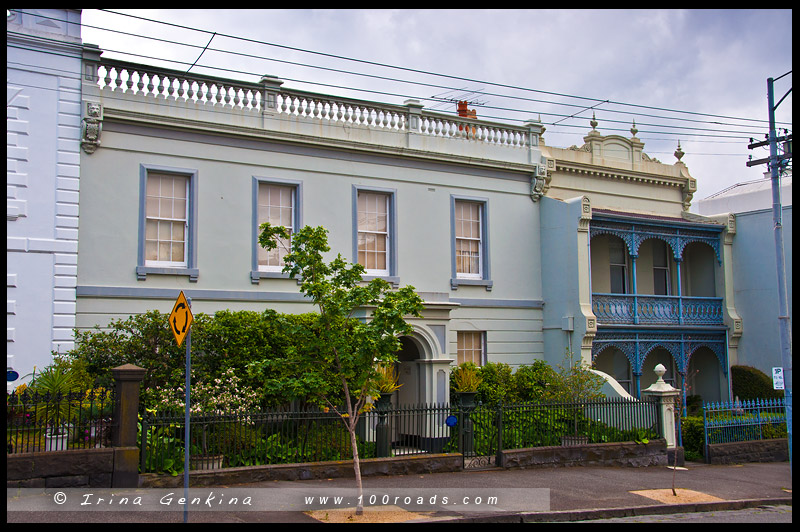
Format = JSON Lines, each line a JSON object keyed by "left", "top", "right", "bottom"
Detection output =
{"left": 429, "top": 87, "right": 488, "bottom": 111}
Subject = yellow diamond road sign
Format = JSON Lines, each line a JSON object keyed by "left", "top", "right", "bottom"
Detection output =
{"left": 169, "top": 291, "right": 193, "bottom": 347}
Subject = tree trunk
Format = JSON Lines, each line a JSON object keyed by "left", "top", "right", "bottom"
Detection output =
{"left": 349, "top": 419, "right": 364, "bottom": 515}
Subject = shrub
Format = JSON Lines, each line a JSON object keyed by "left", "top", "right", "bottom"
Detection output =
{"left": 685, "top": 394, "right": 703, "bottom": 416}
{"left": 67, "top": 310, "right": 189, "bottom": 391}
{"left": 512, "top": 360, "right": 560, "bottom": 402}
{"left": 64, "top": 309, "right": 326, "bottom": 407}
{"left": 475, "top": 362, "right": 514, "bottom": 405}
{"left": 680, "top": 416, "right": 705, "bottom": 459}
{"left": 730, "top": 365, "right": 782, "bottom": 402}
{"left": 550, "top": 348, "right": 605, "bottom": 402}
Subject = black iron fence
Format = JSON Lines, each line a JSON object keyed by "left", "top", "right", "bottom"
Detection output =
{"left": 139, "top": 397, "right": 661, "bottom": 474}
{"left": 6, "top": 388, "right": 117, "bottom": 454}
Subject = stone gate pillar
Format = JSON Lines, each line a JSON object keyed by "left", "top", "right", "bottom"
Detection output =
{"left": 111, "top": 363, "right": 146, "bottom": 487}
{"left": 642, "top": 363, "right": 683, "bottom": 465}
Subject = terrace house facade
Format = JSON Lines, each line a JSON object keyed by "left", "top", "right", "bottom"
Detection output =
{"left": 73, "top": 49, "right": 740, "bottom": 406}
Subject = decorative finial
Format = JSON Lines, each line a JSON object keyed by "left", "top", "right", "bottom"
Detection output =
{"left": 674, "top": 140, "right": 684, "bottom": 162}
{"left": 590, "top": 112, "right": 598, "bottom": 131}
{"left": 653, "top": 363, "right": 666, "bottom": 382}
{"left": 630, "top": 119, "right": 638, "bottom": 137}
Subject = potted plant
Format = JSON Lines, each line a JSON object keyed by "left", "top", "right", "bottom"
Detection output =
{"left": 29, "top": 365, "right": 80, "bottom": 451}
{"left": 451, "top": 363, "right": 482, "bottom": 409}
{"left": 450, "top": 363, "right": 483, "bottom": 457}
{"left": 373, "top": 363, "right": 402, "bottom": 406}
{"left": 372, "top": 363, "right": 402, "bottom": 457}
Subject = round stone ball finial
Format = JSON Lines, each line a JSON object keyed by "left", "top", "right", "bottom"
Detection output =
{"left": 653, "top": 363, "right": 667, "bottom": 381}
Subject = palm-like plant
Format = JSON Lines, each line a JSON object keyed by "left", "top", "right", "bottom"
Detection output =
{"left": 452, "top": 363, "right": 482, "bottom": 393}
{"left": 373, "top": 363, "right": 402, "bottom": 394}
{"left": 30, "top": 366, "right": 80, "bottom": 435}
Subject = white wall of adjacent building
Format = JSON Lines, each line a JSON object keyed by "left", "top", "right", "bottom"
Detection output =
{"left": 7, "top": 9, "right": 83, "bottom": 389}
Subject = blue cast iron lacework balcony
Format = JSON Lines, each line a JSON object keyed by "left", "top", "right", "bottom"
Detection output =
{"left": 592, "top": 293, "right": 724, "bottom": 326}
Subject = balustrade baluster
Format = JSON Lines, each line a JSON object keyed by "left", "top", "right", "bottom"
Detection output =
{"left": 166, "top": 76, "right": 175, "bottom": 99}
{"left": 111, "top": 68, "right": 122, "bottom": 92}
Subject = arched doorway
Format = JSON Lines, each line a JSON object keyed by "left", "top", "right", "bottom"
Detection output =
{"left": 396, "top": 336, "right": 421, "bottom": 406}
{"left": 385, "top": 330, "right": 451, "bottom": 453}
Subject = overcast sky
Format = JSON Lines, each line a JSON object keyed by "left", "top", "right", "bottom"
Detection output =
{"left": 78, "top": 9, "right": 792, "bottom": 204}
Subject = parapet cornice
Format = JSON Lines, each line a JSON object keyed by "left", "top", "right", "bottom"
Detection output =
{"left": 102, "top": 106, "right": 539, "bottom": 177}
{"left": 553, "top": 158, "right": 689, "bottom": 189}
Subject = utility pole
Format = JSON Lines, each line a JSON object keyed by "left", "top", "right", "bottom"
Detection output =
{"left": 747, "top": 72, "right": 792, "bottom": 473}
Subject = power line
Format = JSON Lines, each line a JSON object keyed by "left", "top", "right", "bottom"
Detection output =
{"left": 9, "top": 9, "right": 786, "bottom": 143}
{"left": 88, "top": 44, "right": 763, "bottom": 140}
{"left": 12, "top": 9, "right": 784, "bottom": 138}
{"left": 96, "top": 8, "right": 784, "bottom": 127}
{"left": 69, "top": 13, "right": 771, "bottom": 133}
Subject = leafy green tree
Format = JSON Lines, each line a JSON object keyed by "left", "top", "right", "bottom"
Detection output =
{"left": 258, "top": 223, "right": 424, "bottom": 514}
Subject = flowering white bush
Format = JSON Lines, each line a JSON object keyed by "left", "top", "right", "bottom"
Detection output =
{"left": 145, "top": 368, "right": 259, "bottom": 415}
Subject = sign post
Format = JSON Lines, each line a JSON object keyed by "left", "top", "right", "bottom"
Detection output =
{"left": 169, "top": 291, "right": 193, "bottom": 523}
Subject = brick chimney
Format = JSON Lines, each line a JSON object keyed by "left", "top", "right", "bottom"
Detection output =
{"left": 457, "top": 101, "right": 477, "bottom": 119}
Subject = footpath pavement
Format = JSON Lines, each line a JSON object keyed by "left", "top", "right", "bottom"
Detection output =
{"left": 8, "top": 460, "right": 791, "bottom": 523}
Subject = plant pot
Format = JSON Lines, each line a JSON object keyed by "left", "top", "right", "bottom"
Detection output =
{"left": 190, "top": 454, "right": 225, "bottom": 470}
{"left": 375, "top": 394, "right": 393, "bottom": 458}
{"left": 561, "top": 435, "right": 589, "bottom": 447}
{"left": 45, "top": 431, "right": 69, "bottom": 451}
{"left": 456, "top": 391, "right": 478, "bottom": 410}
{"left": 376, "top": 393, "right": 393, "bottom": 410}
